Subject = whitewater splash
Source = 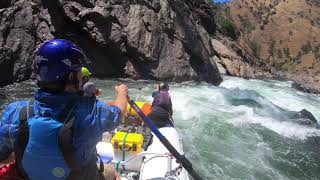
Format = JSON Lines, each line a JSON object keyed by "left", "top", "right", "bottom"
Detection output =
{"left": 218, "top": 77, "right": 320, "bottom": 140}
{"left": 123, "top": 77, "right": 320, "bottom": 179}
{"left": 133, "top": 77, "right": 320, "bottom": 141}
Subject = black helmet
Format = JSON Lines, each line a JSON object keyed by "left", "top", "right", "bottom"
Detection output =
{"left": 159, "top": 83, "right": 169, "bottom": 91}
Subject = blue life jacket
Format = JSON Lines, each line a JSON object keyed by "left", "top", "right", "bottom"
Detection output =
{"left": 16, "top": 97, "right": 79, "bottom": 180}
{"left": 22, "top": 116, "right": 71, "bottom": 180}
{"left": 7, "top": 90, "right": 121, "bottom": 180}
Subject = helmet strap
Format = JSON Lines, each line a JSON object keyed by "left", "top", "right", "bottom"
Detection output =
{"left": 37, "top": 81, "right": 66, "bottom": 93}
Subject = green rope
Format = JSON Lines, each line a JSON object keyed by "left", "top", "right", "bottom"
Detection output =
{"left": 116, "top": 131, "right": 130, "bottom": 174}
{"left": 122, "top": 131, "right": 130, "bottom": 161}
{"left": 116, "top": 161, "right": 121, "bottom": 172}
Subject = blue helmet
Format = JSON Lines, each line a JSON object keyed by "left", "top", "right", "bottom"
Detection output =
{"left": 35, "top": 39, "right": 84, "bottom": 82}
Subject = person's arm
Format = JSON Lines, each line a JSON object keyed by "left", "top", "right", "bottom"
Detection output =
{"left": 94, "top": 84, "right": 128, "bottom": 133}
{"left": 151, "top": 91, "right": 159, "bottom": 108}
{"left": 114, "top": 84, "right": 128, "bottom": 120}
{"left": 169, "top": 96, "right": 173, "bottom": 116}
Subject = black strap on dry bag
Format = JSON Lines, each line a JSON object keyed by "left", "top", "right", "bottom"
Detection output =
{"left": 15, "top": 99, "right": 34, "bottom": 180}
{"left": 58, "top": 98, "right": 104, "bottom": 179}
{"left": 57, "top": 98, "right": 82, "bottom": 171}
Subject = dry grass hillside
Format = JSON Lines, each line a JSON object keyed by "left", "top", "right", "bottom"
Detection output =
{"left": 225, "top": 0, "right": 320, "bottom": 77}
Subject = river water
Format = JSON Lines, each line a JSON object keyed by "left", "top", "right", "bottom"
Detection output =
{"left": 1, "top": 76, "right": 320, "bottom": 180}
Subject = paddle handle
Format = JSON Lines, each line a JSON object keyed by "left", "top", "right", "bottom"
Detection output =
{"left": 127, "top": 98, "right": 203, "bottom": 180}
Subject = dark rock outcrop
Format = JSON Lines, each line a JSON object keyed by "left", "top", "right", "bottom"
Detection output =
{"left": 294, "top": 109, "right": 319, "bottom": 126}
{"left": 0, "top": 0, "right": 12, "bottom": 9}
{"left": 288, "top": 73, "right": 320, "bottom": 94}
{"left": 0, "top": 0, "right": 222, "bottom": 86}
{"left": 0, "top": 1, "right": 36, "bottom": 86}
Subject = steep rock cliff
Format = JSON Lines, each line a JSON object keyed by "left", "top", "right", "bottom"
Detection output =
{"left": 0, "top": 0, "right": 223, "bottom": 86}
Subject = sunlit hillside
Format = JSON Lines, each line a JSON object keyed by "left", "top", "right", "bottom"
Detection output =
{"left": 226, "top": 0, "right": 320, "bottom": 77}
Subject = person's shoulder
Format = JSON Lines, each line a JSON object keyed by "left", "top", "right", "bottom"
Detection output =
{"left": 95, "top": 99, "right": 107, "bottom": 107}
{"left": 159, "top": 91, "right": 170, "bottom": 96}
{"left": 95, "top": 99, "right": 121, "bottom": 113}
{"left": 152, "top": 91, "right": 160, "bottom": 98}
{"left": 76, "top": 96, "right": 97, "bottom": 107}
{"left": 95, "top": 99, "right": 115, "bottom": 108}
{"left": 1, "top": 100, "right": 29, "bottom": 121}
{"left": 4, "top": 100, "right": 29, "bottom": 111}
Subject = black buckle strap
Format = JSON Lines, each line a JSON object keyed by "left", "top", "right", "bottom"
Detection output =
{"left": 96, "top": 154, "right": 104, "bottom": 173}
{"left": 15, "top": 99, "right": 35, "bottom": 180}
{"left": 57, "top": 98, "right": 82, "bottom": 171}
{"left": 58, "top": 98, "right": 77, "bottom": 123}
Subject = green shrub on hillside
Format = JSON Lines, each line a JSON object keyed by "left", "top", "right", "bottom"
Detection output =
{"left": 277, "top": 49, "right": 283, "bottom": 58}
{"left": 268, "top": 39, "right": 276, "bottom": 57}
{"left": 282, "top": 57, "right": 295, "bottom": 73}
{"left": 223, "top": 20, "right": 239, "bottom": 40}
{"left": 216, "top": 15, "right": 239, "bottom": 40}
{"left": 250, "top": 40, "right": 261, "bottom": 57}
{"left": 213, "top": 4, "right": 240, "bottom": 40}
{"left": 239, "top": 15, "right": 254, "bottom": 33}
{"left": 301, "top": 41, "right": 312, "bottom": 54}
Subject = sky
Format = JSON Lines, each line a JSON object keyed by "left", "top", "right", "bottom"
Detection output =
{"left": 213, "top": 0, "right": 232, "bottom": 3}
